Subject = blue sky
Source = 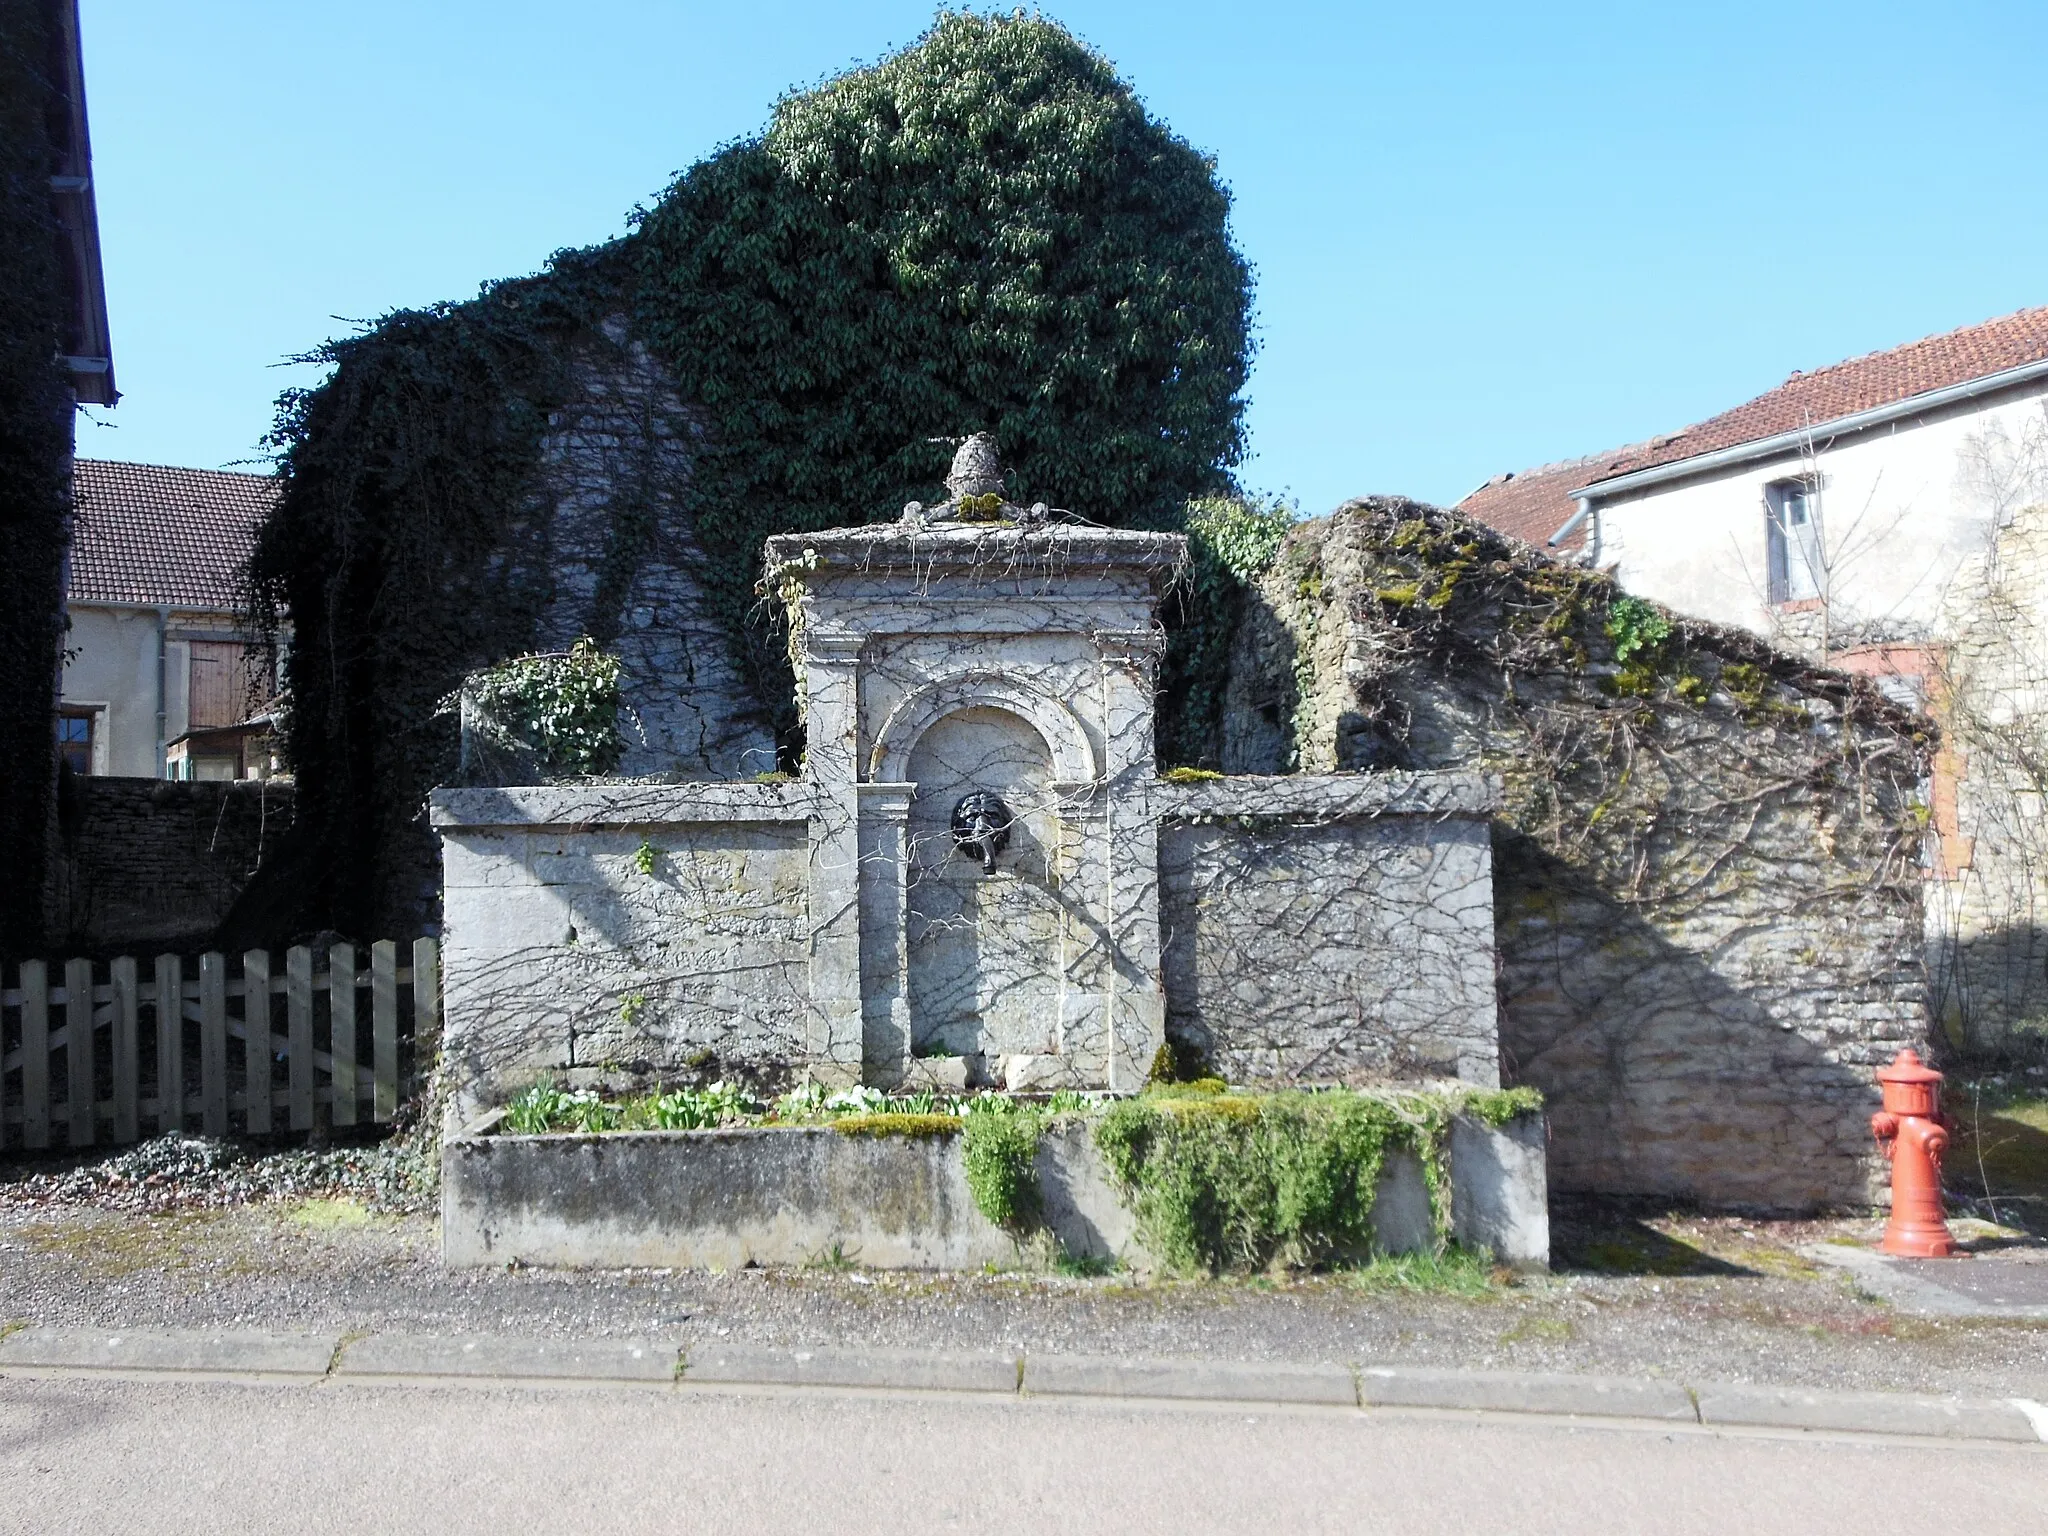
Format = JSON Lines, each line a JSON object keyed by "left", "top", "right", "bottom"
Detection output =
{"left": 78, "top": 1, "right": 2048, "bottom": 514}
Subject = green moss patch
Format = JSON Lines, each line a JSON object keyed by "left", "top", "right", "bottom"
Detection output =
{"left": 831, "top": 1113, "right": 961, "bottom": 1139}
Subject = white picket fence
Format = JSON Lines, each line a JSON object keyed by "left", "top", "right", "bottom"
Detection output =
{"left": 0, "top": 939, "right": 437, "bottom": 1150}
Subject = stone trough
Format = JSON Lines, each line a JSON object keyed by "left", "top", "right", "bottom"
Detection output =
{"left": 440, "top": 1109, "right": 1549, "bottom": 1272}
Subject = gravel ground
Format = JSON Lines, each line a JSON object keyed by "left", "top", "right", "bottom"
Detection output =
{"left": 2, "top": 1138, "right": 2045, "bottom": 1400}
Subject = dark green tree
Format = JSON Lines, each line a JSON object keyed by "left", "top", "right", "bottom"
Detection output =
{"left": 631, "top": 10, "right": 1253, "bottom": 719}
{"left": 250, "top": 11, "right": 1254, "bottom": 936}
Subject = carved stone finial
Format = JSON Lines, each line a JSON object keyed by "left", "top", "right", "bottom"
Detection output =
{"left": 944, "top": 433, "right": 1005, "bottom": 502}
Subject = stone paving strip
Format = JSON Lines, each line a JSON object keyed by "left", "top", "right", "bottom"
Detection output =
{"left": 3, "top": 1326, "right": 2044, "bottom": 1445}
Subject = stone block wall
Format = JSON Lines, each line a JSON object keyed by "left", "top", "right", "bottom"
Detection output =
{"left": 434, "top": 782, "right": 816, "bottom": 1127}
{"left": 433, "top": 769, "right": 1504, "bottom": 1128}
{"left": 1220, "top": 498, "right": 1929, "bottom": 1209}
{"left": 1926, "top": 499, "right": 2048, "bottom": 1053}
{"left": 43, "top": 775, "right": 294, "bottom": 953}
{"left": 529, "top": 321, "right": 775, "bottom": 780}
{"left": 1157, "top": 773, "right": 1499, "bottom": 1086}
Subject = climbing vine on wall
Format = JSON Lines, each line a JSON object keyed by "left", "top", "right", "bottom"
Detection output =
{"left": 247, "top": 11, "right": 1254, "bottom": 936}
{"left": 0, "top": 1, "right": 76, "bottom": 954}
{"left": 1240, "top": 499, "right": 1929, "bottom": 924}
{"left": 1153, "top": 495, "right": 1296, "bottom": 769}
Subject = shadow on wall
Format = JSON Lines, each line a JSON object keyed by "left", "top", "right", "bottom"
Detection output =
{"left": 1930, "top": 922, "right": 2048, "bottom": 1058}
{"left": 45, "top": 774, "right": 294, "bottom": 957}
{"left": 1494, "top": 829, "right": 1885, "bottom": 1211}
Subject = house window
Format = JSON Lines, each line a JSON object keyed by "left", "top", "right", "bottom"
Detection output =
{"left": 56, "top": 710, "right": 94, "bottom": 775}
{"left": 1765, "top": 480, "right": 1823, "bottom": 604}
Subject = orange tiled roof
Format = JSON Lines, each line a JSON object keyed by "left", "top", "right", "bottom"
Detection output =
{"left": 1460, "top": 305, "right": 2048, "bottom": 545}
{"left": 67, "top": 460, "right": 276, "bottom": 610}
{"left": 1456, "top": 452, "right": 1618, "bottom": 553}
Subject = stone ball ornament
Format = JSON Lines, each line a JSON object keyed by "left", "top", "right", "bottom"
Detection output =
{"left": 950, "top": 790, "right": 1014, "bottom": 875}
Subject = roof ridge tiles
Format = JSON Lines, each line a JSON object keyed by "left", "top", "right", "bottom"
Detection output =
{"left": 1458, "top": 302, "right": 2048, "bottom": 550}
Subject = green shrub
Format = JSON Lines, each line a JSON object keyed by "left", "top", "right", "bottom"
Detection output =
{"left": 1094, "top": 1091, "right": 1450, "bottom": 1274}
{"left": 459, "top": 637, "right": 624, "bottom": 780}
{"left": 249, "top": 13, "right": 1255, "bottom": 936}
{"left": 962, "top": 1108, "right": 1045, "bottom": 1230}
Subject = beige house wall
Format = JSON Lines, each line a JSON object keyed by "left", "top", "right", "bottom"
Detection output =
{"left": 1595, "top": 380, "right": 2048, "bottom": 655}
{"left": 57, "top": 603, "right": 260, "bottom": 778}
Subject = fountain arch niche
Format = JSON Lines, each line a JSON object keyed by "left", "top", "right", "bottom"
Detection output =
{"left": 768, "top": 465, "right": 1180, "bottom": 1092}
{"left": 904, "top": 703, "right": 1064, "bottom": 1081}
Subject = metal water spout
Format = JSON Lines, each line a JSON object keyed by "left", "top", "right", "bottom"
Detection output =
{"left": 950, "top": 791, "right": 1013, "bottom": 876}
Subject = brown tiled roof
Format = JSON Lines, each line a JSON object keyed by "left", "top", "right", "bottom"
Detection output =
{"left": 67, "top": 460, "right": 276, "bottom": 610}
{"left": 1460, "top": 305, "right": 2048, "bottom": 543}
{"left": 1455, "top": 452, "right": 1621, "bottom": 554}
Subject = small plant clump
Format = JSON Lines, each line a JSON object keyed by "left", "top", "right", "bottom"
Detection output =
{"left": 961, "top": 1102, "right": 1046, "bottom": 1231}
{"left": 457, "top": 637, "right": 626, "bottom": 780}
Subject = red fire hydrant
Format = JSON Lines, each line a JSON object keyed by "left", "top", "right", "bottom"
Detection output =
{"left": 1871, "top": 1049, "right": 1956, "bottom": 1258}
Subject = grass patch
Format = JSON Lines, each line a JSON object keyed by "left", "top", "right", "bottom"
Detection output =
{"left": 16, "top": 1210, "right": 225, "bottom": 1280}
{"left": 1950, "top": 1085, "right": 2048, "bottom": 1227}
{"left": 1497, "top": 1316, "right": 1575, "bottom": 1343}
{"left": 1053, "top": 1249, "right": 1117, "bottom": 1278}
{"left": 290, "top": 1198, "right": 372, "bottom": 1229}
{"left": 1343, "top": 1245, "right": 1501, "bottom": 1298}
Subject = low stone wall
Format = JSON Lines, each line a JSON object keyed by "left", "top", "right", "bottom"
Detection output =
{"left": 440, "top": 1112, "right": 1548, "bottom": 1271}
{"left": 434, "top": 781, "right": 817, "bottom": 1130}
{"left": 432, "top": 770, "right": 1503, "bottom": 1128}
{"left": 44, "top": 775, "right": 294, "bottom": 952}
{"left": 1156, "top": 772, "right": 1499, "bottom": 1085}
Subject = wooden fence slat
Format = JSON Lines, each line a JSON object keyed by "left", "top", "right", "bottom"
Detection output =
{"left": 329, "top": 942, "right": 357, "bottom": 1127}
{"left": 199, "top": 953, "right": 228, "bottom": 1135}
{"left": 371, "top": 940, "right": 398, "bottom": 1122}
{"left": 111, "top": 956, "right": 139, "bottom": 1142}
{"left": 65, "top": 958, "right": 94, "bottom": 1149}
{"left": 412, "top": 936, "right": 438, "bottom": 1093}
{"left": 155, "top": 955, "right": 183, "bottom": 1134}
{"left": 22, "top": 961, "right": 49, "bottom": 1150}
{"left": 286, "top": 946, "right": 314, "bottom": 1131}
{"left": 242, "top": 950, "right": 271, "bottom": 1134}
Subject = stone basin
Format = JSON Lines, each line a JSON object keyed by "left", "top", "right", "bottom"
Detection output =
{"left": 440, "top": 1111, "right": 1548, "bottom": 1272}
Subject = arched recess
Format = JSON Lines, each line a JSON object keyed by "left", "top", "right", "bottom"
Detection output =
{"left": 869, "top": 671, "right": 1097, "bottom": 784}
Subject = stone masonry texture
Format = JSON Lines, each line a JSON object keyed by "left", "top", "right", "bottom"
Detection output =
{"left": 44, "top": 776, "right": 295, "bottom": 952}
{"left": 1218, "top": 498, "right": 1930, "bottom": 1209}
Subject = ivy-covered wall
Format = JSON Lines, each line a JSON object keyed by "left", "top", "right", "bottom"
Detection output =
{"left": 246, "top": 13, "right": 1254, "bottom": 941}
{"left": 0, "top": 0, "right": 77, "bottom": 956}
{"left": 1219, "top": 498, "right": 1930, "bottom": 1209}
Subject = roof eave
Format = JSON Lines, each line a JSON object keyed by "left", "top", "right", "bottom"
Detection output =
{"left": 1569, "top": 355, "right": 2048, "bottom": 502}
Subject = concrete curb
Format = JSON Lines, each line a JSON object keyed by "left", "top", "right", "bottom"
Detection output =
{"left": 2, "top": 1325, "right": 2042, "bottom": 1446}
{"left": 1025, "top": 1354, "right": 1355, "bottom": 1406}
{"left": 682, "top": 1342, "right": 1019, "bottom": 1394}
{"left": 1358, "top": 1366, "right": 1697, "bottom": 1422}
{"left": 1692, "top": 1382, "right": 2044, "bottom": 1444}
{"left": 0, "top": 1326, "right": 340, "bottom": 1377}
{"left": 336, "top": 1333, "right": 683, "bottom": 1383}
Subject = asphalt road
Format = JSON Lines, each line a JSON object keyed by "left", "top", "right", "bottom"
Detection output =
{"left": 1, "top": 1377, "right": 2041, "bottom": 1534}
